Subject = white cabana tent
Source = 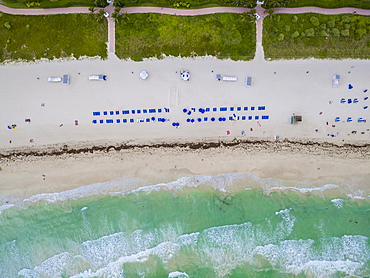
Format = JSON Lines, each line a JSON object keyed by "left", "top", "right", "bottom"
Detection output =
{"left": 180, "top": 70, "right": 190, "bottom": 81}
{"left": 140, "top": 71, "right": 149, "bottom": 80}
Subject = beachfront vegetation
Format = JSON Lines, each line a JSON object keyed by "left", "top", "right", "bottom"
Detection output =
{"left": 115, "top": 0, "right": 256, "bottom": 8}
{"left": 1, "top": 0, "right": 108, "bottom": 8}
{"left": 0, "top": 13, "right": 107, "bottom": 62}
{"left": 285, "top": 0, "right": 370, "bottom": 9}
{"left": 115, "top": 13, "right": 256, "bottom": 61}
{"left": 263, "top": 13, "right": 370, "bottom": 59}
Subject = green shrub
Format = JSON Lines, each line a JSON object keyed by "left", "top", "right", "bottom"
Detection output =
{"left": 341, "top": 29, "right": 349, "bottom": 37}
{"left": 355, "top": 29, "right": 367, "bottom": 40}
{"left": 292, "top": 15, "right": 298, "bottom": 23}
{"left": 320, "top": 23, "right": 326, "bottom": 29}
{"left": 310, "top": 16, "right": 320, "bottom": 26}
{"left": 341, "top": 16, "right": 350, "bottom": 23}
{"left": 284, "top": 25, "right": 290, "bottom": 32}
{"left": 305, "top": 28, "right": 315, "bottom": 37}
{"left": 357, "top": 20, "right": 366, "bottom": 29}
{"left": 344, "top": 24, "right": 350, "bottom": 29}
{"left": 4, "top": 22, "right": 11, "bottom": 29}
{"left": 327, "top": 20, "right": 335, "bottom": 28}
{"left": 277, "top": 33, "right": 284, "bottom": 41}
{"left": 291, "top": 31, "right": 299, "bottom": 38}
{"left": 331, "top": 28, "right": 340, "bottom": 37}
{"left": 319, "top": 30, "right": 327, "bottom": 37}
{"left": 26, "top": 24, "right": 31, "bottom": 29}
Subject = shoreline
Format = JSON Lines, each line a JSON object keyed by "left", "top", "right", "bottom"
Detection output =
{"left": 1, "top": 138, "right": 369, "bottom": 200}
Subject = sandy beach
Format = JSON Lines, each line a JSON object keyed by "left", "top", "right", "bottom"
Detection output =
{"left": 1, "top": 54, "right": 369, "bottom": 199}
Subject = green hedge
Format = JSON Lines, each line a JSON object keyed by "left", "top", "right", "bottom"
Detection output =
{"left": 0, "top": 13, "right": 107, "bottom": 62}
{"left": 262, "top": 0, "right": 370, "bottom": 9}
{"left": 263, "top": 13, "right": 370, "bottom": 59}
{"left": 285, "top": 0, "right": 370, "bottom": 9}
{"left": 115, "top": 0, "right": 256, "bottom": 8}
{"left": 115, "top": 13, "right": 256, "bottom": 61}
{"left": 1, "top": 0, "right": 108, "bottom": 9}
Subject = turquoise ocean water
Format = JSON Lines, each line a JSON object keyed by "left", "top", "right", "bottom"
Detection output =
{"left": 0, "top": 173, "right": 369, "bottom": 277}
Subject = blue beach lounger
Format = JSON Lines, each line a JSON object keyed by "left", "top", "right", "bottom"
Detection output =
{"left": 99, "top": 120, "right": 103, "bottom": 124}
{"left": 364, "top": 106, "right": 368, "bottom": 109}
{"left": 157, "top": 109, "right": 162, "bottom": 113}
{"left": 237, "top": 107, "right": 241, "bottom": 111}
{"left": 335, "top": 117, "right": 340, "bottom": 122}
{"left": 340, "top": 99, "right": 346, "bottom": 103}
{"left": 92, "top": 120, "right": 97, "bottom": 124}
{"left": 258, "top": 106, "right": 266, "bottom": 110}
{"left": 123, "top": 110, "right": 129, "bottom": 114}
{"left": 262, "top": 115, "right": 269, "bottom": 120}
{"left": 146, "top": 118, "right": 150, "bottom": 122}
{"left": 103, "top": 111, "right": 108, "bottom": 115}
{"left": 251, "top": 107, "right": 255, "bottom": 111}
{"left": 364, "top": 97, "right": 368, "bottom": 101}
{"left": 248, "top": 116, "right": 252, "bottom": 120}
{"left": 110, "top": 111, "right": 114, "bottom": 115}
{"left": 242, "top": 116, "right": 246, "bottom": 120}
{"left": 93, "top": 112, "right": 100, "bottom": 116}
{"left": 229, "top": 116, "right": 233, "bottom": 121}
{"left": 205, "top": 108, "right": 210, "bottom": 112}
{"left": 230, "top": 107, "right": 234, "bottom": 111}
{"left": 220, "top": 107, "right": 227, "bottom": 112}
{"left": 213, "top": 108, "right": 217, "bottom": 112}
{"left": 106, "top": 119, "right": 113, "bottom": 123}
{"left": 244, "top": 107, "right": 248, "bottom": 111}
{"left": 347, "top": 117, "right": 352, "bottom": 122}
{"left": 149, "top": 109, "right": 156, "bottom": 113}
{"left": 130, "top": 119, "right": 134, "bottom": 123}
{"left": 123, "top": 119, "right": 127, "bottom": 123}
{"left": 116, "top": 119, "right": 120, "bottom": 123}
{"left": 353, "top": 98, "right": 359, "bottom": 103}
{"left": 116, "top": 111, "right": 120, "bottom": 115}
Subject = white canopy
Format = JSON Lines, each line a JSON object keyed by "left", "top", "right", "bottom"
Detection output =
{"left": 140, "top": 71, "right": 149, "bottom": 80}
{"left": 181, "top": 71, "right": 190, "bottom": 81}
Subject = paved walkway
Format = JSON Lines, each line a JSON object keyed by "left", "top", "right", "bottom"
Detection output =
{"left": 0, "top": 4, "right": 369, "bottom": 59}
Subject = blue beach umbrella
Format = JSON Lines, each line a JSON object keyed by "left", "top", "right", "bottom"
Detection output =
{"left": 183, "top": 108, "right": 187, "bottom": 113}
{"left": 211, "top": 117, "right": 215, "bottom": 121}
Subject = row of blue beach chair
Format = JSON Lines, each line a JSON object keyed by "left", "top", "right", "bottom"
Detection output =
{"left": 183, "top": 106, "right": 266, "bottom": 115}
{"left": 335, "top": 117, "right": 367, "bottom": 123}
{"left": 92, "top": 117, "right": 169, "bottom": 124}
{"left": 92, "top": 108, "right": 170, "bottom": 116}
{"left": 186, "top": 115, "right": 269, "bottom": 123}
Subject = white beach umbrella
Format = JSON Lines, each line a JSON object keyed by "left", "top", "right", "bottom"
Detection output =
{"left": 140, "top": 71, "right": 149, "bottom": 80}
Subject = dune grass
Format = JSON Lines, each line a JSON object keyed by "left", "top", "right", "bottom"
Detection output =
{"left": 263, "top": 13, "right": 370, "bottom": 60}
{"left": 115, "top": 13, "right": 256, "bottom": 61}
{"left": 0, "top": 13, "right": 107, "bottom": 62}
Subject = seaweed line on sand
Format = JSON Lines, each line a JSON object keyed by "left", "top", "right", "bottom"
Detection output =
{"left": 1, "top": 138, "right": 370, "bottom": 160}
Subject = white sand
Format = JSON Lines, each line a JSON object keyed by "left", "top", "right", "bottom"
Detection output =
{"left": 0, "top": 54, "right": 369, "bottom": 149}
{"left": 0, "top": 55, "right": 369, "bottom": 199}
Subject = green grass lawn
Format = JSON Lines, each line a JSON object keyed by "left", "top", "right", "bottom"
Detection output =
{"left": 115, "top": 13, "right": 256, "bottom": 61}
{"left": 263, "top": 13, "right": 370, "bottom": 59}
{"left": 0, "top": 13, "right": 107, "bottom": 62}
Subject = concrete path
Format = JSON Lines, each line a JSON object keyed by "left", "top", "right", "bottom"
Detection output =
{"left": 105, "top": 4, "right": 115, "bottom": 53}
